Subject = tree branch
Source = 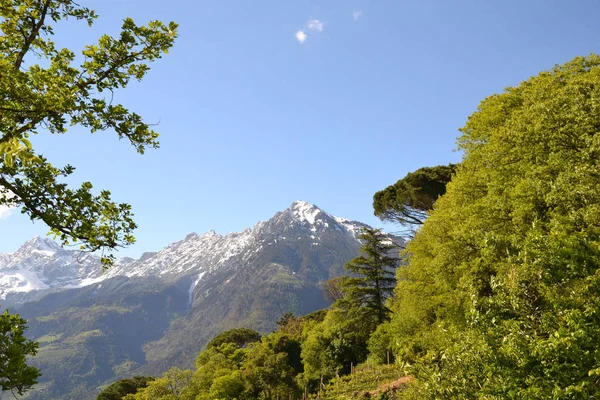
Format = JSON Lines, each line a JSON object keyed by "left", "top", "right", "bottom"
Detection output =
{"left": 14, "top": 0, "right": 52, "bottom": 70}
{"left": 0, "top": 175, "right": 83, "bottom": 247}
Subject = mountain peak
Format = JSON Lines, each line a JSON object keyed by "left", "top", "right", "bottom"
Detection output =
{"left": 291, "top": 200, "right": 315, "bottom": 208}
{"left": 290, "top": 200, "right": 322, "bottom": 224}
{"left": 21, "top": 236, "right": 62, "bottom": 253}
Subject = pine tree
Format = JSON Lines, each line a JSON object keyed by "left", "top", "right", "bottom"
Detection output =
{"left": 342, "top": 228, "right": 399, "bottom": 324}
{"left": 373, "top": 164, "right": 457, "bottom": 232}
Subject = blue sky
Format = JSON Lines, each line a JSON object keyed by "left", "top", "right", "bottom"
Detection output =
{"left": 2, "top": 0, "right": 600, "bottom": 256}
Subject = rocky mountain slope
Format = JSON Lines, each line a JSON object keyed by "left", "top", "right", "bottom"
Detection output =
{"left": 0, "top": 237, "right": 105, "bottom": 299}
{"left": 1, "top": 201, "right": 402, "bottom": 399}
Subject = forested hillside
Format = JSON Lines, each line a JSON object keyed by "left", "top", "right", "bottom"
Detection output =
{"left": 108, "top": 55, "right": 600, "bottom": 399}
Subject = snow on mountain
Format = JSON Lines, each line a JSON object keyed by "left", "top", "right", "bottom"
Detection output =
{"left": 0, "top": 236, "right": 105, "bottom": 299}
{"left": 286, "top": 200, "right": 369, "bottom": 237}
{"left": 103, "top": 201, "right": 370, "bottom": 280}
{"left": 0, "top": 201, "right": 396, "bottom": 300}
{"left": 292, "top": 200, "right": 321, "bottom": 224}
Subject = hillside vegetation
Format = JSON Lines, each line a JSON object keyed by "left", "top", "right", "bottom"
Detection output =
{"left": 107, "top": 55, "right": 600, "bottom": 399}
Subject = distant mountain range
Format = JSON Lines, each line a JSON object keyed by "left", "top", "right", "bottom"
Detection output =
{"left": 0, "top": 201, "right": 403, "bottom": 400}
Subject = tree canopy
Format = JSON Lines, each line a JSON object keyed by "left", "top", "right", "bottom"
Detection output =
{"left": 206, "top": 328, "right": 261, "bottom": 350}
{"left": 0, "top": 0, "right": 177, "bottom": 267}
{"left": 97, "top": 376, "right": 155, "bottom": 400}
{"left": 386, "top": 54, "right": 600, "bottom": 398}
{"left": 373, "top": 164, "right": 456, "bottom": 230}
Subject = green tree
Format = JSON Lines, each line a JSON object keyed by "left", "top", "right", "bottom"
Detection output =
{"left": 97, "top": 376, "right": 155, "bottom": 400}
{"left": 367, "top": 322, "right": 395, "bottom": 365}
{"left": 191, "top": 342, "right": 246, "bottom": 398}
{"left": 242, "top": 337, "right": 300, "bottom": 399}
{"left": 0, "top": 1, "right": 176, "bottom": 394}
{"left": 389, "top": 54, "right": 600, "bottom": 399}
{"left": 373, "top": 164, "right": 456, "bottom": 230}
{"left": 0, "top": 310, "right": 40, "bottom": 396}
{"left": 321, "top": 276, "right": 345, "bottom": 303}
{"left": 169, "top": 334, "right": 302, "bottom": 400}
{"left": 343, "top": 227, "right": 399, "bottom": 324}
{"left": 206, "top": 328, "right": 261, "bottom": 350}
{"left": 207, "top": 370, "right": 245, "bottom": 399}
{"left": 0, "top": 1, "right": 177, "bottom": 266}
{"left": 125, "top": 368, "right": 193, "bottom": 400}
{"left": 301, "top": 306, "right": 373, "bottom": 382}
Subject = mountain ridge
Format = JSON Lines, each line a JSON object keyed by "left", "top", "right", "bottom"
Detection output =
{"left": 0, "top": 201, "right": 379, "bottom": 303}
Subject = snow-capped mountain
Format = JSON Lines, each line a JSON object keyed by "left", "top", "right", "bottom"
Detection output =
{"left": 0, "top": 201, "right": 381, "bottom": 301}
{"left": 0, "top": 236, "right": 106, "bottom": 299}
{"left": 103, "top": 200, "right": 370, "bottom": 277}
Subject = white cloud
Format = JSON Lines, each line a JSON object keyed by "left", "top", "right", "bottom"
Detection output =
{"left": 295, "top": 18, "right": 325, "bottom": 44}
{"left": 307, "top": 19, "right": 324, "bottom": 32}
{"left": 295, "top": 30, "right": 307, "bottom": 43}
{"left": 353, "top": 10, "right": 363, "bottom": 21}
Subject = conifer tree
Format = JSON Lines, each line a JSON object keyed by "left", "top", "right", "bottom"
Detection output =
{"left": 373, "top": 164, "right": 456, "bottom": 231}
{"left": 342, "top": 228, "right": 399, "bottom": 324}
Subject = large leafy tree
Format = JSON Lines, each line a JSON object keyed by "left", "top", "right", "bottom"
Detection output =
{"left": 0, "top": 0, "right": 177, "bottom": 394}
{"left": 0, "top": 0, "right": 177, "bottom": 266}
{"left": 132, "top": 338, "right": 301, "bottom": 400}
{"left": 124, "top": 368, "right": 193, "bottom": 400}
{"left": 373, "top": 164, "right": 456, "bottom": 231}
{"left": 96, "top": 376, "right": 155, "bottom": 400}
{"left": 389, "top": 55, "right": 600, "bottom": 399}
{"left": 205, "top": 328, "right": 261, "bottom": 350}
{"left": 241, "top": 337, "right": 300, "bottom": 399}
{"left": 300, "top": 305, "right": 375, "bottom": 382}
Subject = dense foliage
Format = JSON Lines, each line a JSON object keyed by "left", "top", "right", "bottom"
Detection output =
{"left": 97, "top": 376, "right": 155, "bottom": 400}
{"left": 126, "top": 329, "right": 303, "bottom": 399}
{"left": 206, "top": 328, "right": 261, "bottom": 350}
{"left": 121, "top": 54, "right": 600, "bottom": 399}
{"left": 386, "top": 54, "right": 600, "bottom": 399}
